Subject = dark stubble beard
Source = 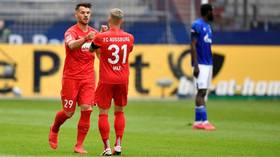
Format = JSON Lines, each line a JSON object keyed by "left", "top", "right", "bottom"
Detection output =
{"left": 79, "top": 19, "right": 88, "bottom": 25}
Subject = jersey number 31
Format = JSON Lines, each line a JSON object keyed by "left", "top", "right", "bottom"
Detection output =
{"left": 108, "top": 44, "right": 128, "bottom": 64}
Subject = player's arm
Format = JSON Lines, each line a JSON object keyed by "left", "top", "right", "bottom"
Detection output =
{"left": 130, "top": 34, "right": 135, "bottom": 52}
{"left": 95, "top": 49, "right": 101, "bottom": 59}
{"left": 89, "top": 35, "right": 101, "bottom": 59}
{"left": 90, "top": 25, "right": 111, "bottom": 52}
{"left": 89, "top": 41, "right": 100, "bottom": 52}
{"left": 67, "top": 32, "right": 95, "bottom": 50}
{"left": 190, "top": 30, "right": 199, "bottom": 78}
{"left": 90, "top": 34, "right": 101, "bottom": 52}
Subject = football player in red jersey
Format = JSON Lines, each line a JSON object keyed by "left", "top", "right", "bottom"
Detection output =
{"left": 91, "top": 8, "right": 134, "bottom": 156}
{"left": 48, "top": 3, "right": 98, "bottom": 154}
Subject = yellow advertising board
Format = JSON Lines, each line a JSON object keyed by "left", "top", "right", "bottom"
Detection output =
{"left": 0, "top": 44, "right": 279, "bottom": 98}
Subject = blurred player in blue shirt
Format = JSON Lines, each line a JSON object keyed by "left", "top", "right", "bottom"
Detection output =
{"left": 190, "top": 4, "right": 215, "bottom": 131}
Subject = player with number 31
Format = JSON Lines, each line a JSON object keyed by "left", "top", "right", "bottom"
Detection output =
{"left": 91, "top": 8, "right": 134, "bottom": 156}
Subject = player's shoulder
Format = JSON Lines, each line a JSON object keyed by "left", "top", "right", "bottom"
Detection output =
{"left": 123, "top": 31, "right": 133, "bottom": 37}
{"left": 65, "top": 24, "right": 78, "bottom": 35}
{"left": 191, "top": 18, "right": 204, "bottom": 31}
{"left": 93, "top": 30, "right": 107, "bottom": 43}
{"left": 193, "top": 18, "right": 205, "bottom": 26}
{"left": 122, "top": 31, "right": 134, "bottom": 40}
{"left": 95, "top": 30, "right": 106, "bottom": 39}
{"left": 67, "top": 24, "right": 78, "bottom": 31}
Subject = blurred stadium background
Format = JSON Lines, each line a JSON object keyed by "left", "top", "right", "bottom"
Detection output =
{"left": 1, "top": 0, "right": 280, "bottom": 44}
{"left": 1, "top": 0, "right": 280, "bottom": 43}
{"left": 0, "top": 0, "right": 279, "bottom": 99}
{"left": 0, "top": 1, "right": 280, "bottom": 156}
{"left": 0, "top": 0, "right": 279, "bottom": 98}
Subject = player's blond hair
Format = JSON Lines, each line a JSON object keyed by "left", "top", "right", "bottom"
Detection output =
{"left": 110, "top": 8, "right": 124, "bottom": 19}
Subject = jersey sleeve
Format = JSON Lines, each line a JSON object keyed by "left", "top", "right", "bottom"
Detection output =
{"left": 129, "top": 34, "right": 134, "bottom": 52}
{"left": 191, "top": 22, "right": 200, "bottom": 40}
{"left": 93, "top": 33, "right": 103, "bottom": 47}
{"left": 64, "top": 30, "right": 78, "bottom": 46}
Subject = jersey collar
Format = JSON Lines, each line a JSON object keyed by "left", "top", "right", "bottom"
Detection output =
{"left": 75, "top": 24, "right": 89, "bottom": 33}
{"left": 110, "top": 26, "right": 122, "bottom": 32}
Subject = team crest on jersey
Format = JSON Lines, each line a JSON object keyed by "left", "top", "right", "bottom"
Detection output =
{"left": 81, "top": 42, "right": 92, "bottom": 51}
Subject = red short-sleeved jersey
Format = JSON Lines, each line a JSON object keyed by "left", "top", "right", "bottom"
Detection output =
{"left": 63, "top": 24, "right": 98, "bottom": 79}
{"left": 93, "top": 27, "right": 134, "bottom": 84}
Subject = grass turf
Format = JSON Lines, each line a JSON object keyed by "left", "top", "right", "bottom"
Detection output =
{"left": 0, "top": 99, "right": 279, "bottom": 157}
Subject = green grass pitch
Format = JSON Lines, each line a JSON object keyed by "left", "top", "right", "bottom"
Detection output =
{"left": 0, "top": 99, "right": 279, "bottom": 157}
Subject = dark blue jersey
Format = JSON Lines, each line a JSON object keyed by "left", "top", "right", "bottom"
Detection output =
{"left": 191, "top": 18, "right": 213, "bottom": 65}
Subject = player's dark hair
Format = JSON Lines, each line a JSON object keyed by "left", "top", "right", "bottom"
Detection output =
{"left": 200, "top": 4, "right": 213, "bottom": 16}
{"left": 75, "top": 3, "right": 92, "bottom": 11}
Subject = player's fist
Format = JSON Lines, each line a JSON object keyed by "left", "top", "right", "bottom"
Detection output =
{"left": 85, "top": 31, "right": 95, "bottom": 40}
{"left": 100, "top": 25, "right": 109, "bottom": 32}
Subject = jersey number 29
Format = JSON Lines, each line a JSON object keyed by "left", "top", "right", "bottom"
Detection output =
{"left": 108, "top": 44, "right": 128, "bottom": 64}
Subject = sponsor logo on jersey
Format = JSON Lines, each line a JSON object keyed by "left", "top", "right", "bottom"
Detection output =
{"left": 81, "top": 42, "right": 92, "bottom": 51}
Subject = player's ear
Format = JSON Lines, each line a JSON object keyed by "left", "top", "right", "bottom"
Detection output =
{"left": 74, "top": 11, "right": 78, "bottom": 19}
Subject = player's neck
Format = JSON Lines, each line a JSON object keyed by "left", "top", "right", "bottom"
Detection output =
{"left": 77, "top": 23, "right": 88, "bottom": 32}
{"left": 202, "top": 17, "right": 209, "bottom": 23}
{"left": 110, "top": 25, "right": 121, "bottom": 30}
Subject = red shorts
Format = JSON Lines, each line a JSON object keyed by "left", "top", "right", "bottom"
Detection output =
{"left": 61, "top": 78, "right": 95, "bottom": 112}
{"left": 95, "top": 83, "right": 128, "bottom": 109}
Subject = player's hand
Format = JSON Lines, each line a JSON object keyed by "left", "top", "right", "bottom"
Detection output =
{"left": 100, "top": 25, "right": 108, "bottom": 32}
{"left": 193, "top": 65, "right": 199, "bottom": 78}
{"left": 85, "top": 31, "right": 95, "bottom": 40}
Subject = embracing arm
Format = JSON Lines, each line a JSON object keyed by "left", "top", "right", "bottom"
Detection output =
{"left": 67, "top": 32, "right": 95, "bottom": 50}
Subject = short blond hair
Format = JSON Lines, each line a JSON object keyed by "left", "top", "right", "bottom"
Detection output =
{"left": 110, "top": 8, "right": 124, "bottom": 19}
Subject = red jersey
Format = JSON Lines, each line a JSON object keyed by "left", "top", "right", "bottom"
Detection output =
{"left": 93, "top": 27, "right": 134, "bottom": 84}
{"left": 63, "top": 24, "right": 98, "bottom": 79}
